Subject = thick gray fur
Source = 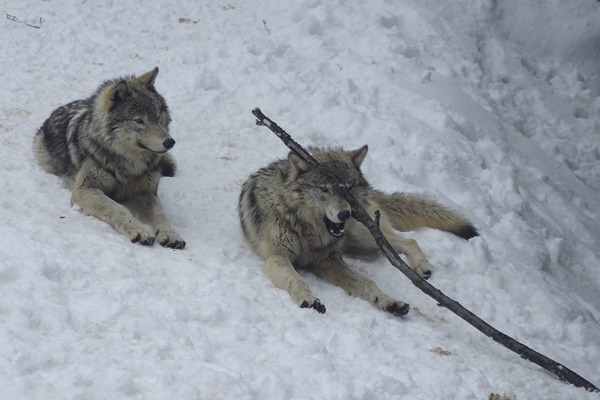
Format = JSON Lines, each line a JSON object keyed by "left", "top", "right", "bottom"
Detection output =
{"left": 34, "top": 68, "right": 185, "bottom": 249}
{"left": 238, "top": 146, "right": 478, "bottom": 315}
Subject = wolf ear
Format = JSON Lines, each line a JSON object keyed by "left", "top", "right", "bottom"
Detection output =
{"left": 138, "top": 67, "right": 159, "bottom": 88}
{"left": 288, "top": 152, "right": 312, "bottom": 174}
{"left": 350, "top": 145, "right": 368, "bottom": 167}
{"left": 107, "top": 80, "right": 130, "bottom": 106}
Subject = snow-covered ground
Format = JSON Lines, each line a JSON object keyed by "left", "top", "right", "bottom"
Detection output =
{"left": 2, "top": 0, "right": 600, "bottom": 398}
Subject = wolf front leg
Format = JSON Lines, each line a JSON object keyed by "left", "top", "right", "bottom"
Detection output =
{"left": 264, "top": 253, "right": 326, "bottom": 313}
{"left": 131, "top": 193, "right": 186, "bottom": 249}
{"left": 71, "top": 170, "right": 155, "bottom": 245}
{"left": 311, "top": 252, "right": 410, "bottom": 316}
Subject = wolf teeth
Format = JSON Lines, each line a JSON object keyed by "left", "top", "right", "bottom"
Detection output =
{"left": 325, "top": 218, "right": 345, "bottom": 238}
{"left": 331, "top": 229, "right": 344, "bottom": 238}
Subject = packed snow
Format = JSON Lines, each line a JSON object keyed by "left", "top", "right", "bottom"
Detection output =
{"left": 2, "top": 0, "right": 600, "bottom": 399}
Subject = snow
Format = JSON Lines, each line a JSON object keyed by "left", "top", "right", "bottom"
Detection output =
{"left": 1, "top": 0, "right": 600, "bottom": 398}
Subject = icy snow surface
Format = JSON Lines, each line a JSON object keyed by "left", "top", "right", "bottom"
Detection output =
{"left": 2, "top": 0, "right": 600, "bottom": 399}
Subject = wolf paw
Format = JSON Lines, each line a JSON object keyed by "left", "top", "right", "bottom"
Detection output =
{"left": 413, "top": 261, "right": 432, "bottom": 279}
{"left": 156, "top": 229, "right": 186, "bottom": 250}
{"left": 300, "top": 298, "right": 326, "bottom": 314}
{"left": 415, "top": 268, "right": 432, "bottom": 279}
{"left": 383, "top": 301, "right": 410, "bottom": 316}
{"left": 130, "top": 232, "right": 155, "bottom": 245}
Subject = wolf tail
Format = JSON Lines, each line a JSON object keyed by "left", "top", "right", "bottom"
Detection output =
{"left": 373, "top": 191, "right": 479, "bottom": 240}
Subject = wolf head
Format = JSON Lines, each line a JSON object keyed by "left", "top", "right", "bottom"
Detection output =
{"left": 96, "top": 67, "right": 174, "bottom": 154}
{"left": 288, "top": 145, "right": 369, "bottom": 239}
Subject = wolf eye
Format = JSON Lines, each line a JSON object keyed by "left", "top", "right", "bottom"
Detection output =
{"left": 319, "top": 187, "right": 328, "bottom": 192}
{"left": 134, "top": 118, "right": 144, "bottom": 125}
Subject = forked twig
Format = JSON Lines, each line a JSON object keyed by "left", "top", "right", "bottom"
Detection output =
{"left": 251, "top": 107, "right": 599, "bottom": 393}
{"left": 6, "top": 14, "right": 42, "bottom": 29}
{"left": 262, "top": 19, "right": 271, "bottom": 34}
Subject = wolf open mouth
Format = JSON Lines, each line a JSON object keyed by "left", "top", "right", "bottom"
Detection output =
{"left": 324, "top": 217, "right": 345, "bottom": 238}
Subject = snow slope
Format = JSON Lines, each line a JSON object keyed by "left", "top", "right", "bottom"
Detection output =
{"left": 1, "top": 0, "right": 599, "bottom": 398}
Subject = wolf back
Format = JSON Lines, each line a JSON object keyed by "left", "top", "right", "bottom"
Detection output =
{"left": 239, "top": 146, "right": 478, "bottom": 315}
{"left": 34, "top": 67, "right": 185, "bottom": 248}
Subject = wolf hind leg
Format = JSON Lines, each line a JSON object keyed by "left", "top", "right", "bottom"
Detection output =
{"left": 264, "top": 254, "right": 326, "bottom": 313}
{"left": 343, "top": 219, "right": 432, "bottom": 278}
{"left": 385, "top": 232, "right": 432, "bottom": 278}
{"left": 310, "top": 255, "right": 409, "bottom": 316}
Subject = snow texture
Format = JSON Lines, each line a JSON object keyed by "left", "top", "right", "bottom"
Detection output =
{"left": 2, "top": 0, "right": 600, "bottom": 399}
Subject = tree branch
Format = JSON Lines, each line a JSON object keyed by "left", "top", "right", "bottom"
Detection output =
{"left": 251, "top": 107, "right": 599, "bottom": 393}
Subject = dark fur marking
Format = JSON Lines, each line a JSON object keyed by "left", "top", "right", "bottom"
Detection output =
{"left": 453, "top": 225, "right": 479, "bottom": 240}
{"left": 239, "top": 181, "right": 265, "bottom": 237}
{"left": 159, "top": 157, "right": 176, "bottom": 177}
{"left": 238, "top": 188, "right": 249, "bottom": 235}
{"left": 245, "top": 182, "right": 264, "bottom": 228}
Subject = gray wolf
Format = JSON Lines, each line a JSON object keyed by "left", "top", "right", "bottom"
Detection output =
{"left": 238, "top": 146, "right": 478, "bottom": 315}
{"left": 34, "top": 67, "right": 185, "bottom": 249}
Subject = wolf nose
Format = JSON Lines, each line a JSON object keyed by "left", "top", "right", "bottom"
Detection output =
{"left": 337, "top": 210, "right": 351, "bottom": 222}
{"left": 163, "top": 138, "right": 175, "bottom": 150}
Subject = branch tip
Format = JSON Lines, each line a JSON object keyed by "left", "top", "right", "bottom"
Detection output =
{"left": 374, "top": 210, "right": 381, "bottom": 227}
